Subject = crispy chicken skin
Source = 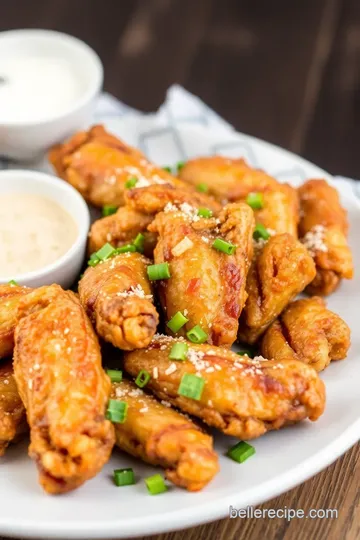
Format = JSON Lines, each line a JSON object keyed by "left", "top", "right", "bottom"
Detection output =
{"left": 298, "top": 179, "right": 353, "bottom": 295}
{"left": 111, "top": 379, "right": 219, "bottom": 491}
{"left": 79, "top": 252, "right": 159, "bottom": 351}
{"left": 13, "top": 285, "right": 115, "bottom": 494}
{"left": 0, "top": 361, "right": 27, "bottom": 456}
{"left": 261, "top": 297, "right": 350, "bottom": 372}
{"left": 0, "top": 284, "right": 31, "bottom": 359}
{"left": 49, "top": 125, "right": 191, "bottom": 208}
{"left": 238, "top": 234, "right": 316, "bottom": 344}
{"left": 179, "top": 156, "right": 279, "bottom": 202}
{"left": 148, "top": 202, "right": 254, "bottom": 347}
{"left": 124, "top": 336, "right": 325, "bottom": 440}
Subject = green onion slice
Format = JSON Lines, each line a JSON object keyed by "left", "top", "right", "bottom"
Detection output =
{"left": 133, "top": 233, "right": 145, "bottom": 253}
{"left": 145, "top": 474, "right": 168, "bottom": 495}
{"left": 197, "top": 207, "right": 213, "bottom": 218}
{"left": 212, "top": 238, "right": 236, "bottom": 255}
{"left": 102, "top": 205, "right": 118, "bottom": 217}
{"left": 135, "top": 370, "right": 151, "bottom": 388}
{"left": 177, "top": 161, "right": 185, "bottom": 172}
{"left": 253, "top": 224, "right": 270, "bottom": 241}
{"left": 162, "top": 166, "right": 172, "bottom": 173}
{"left": 114, "top": 468, "right": 135, "bottom": 487}
{"left": 186, "top": 325, "right": 208, "bottom": 344}
{"left": 237, "top": 349, "right": 254, "bottom": 358}
{"left": 227, "top": 441, "right": 255, "bottom": 463}
{"left": 246, "top": 192, "right": 264, "bottom": 210}
{"left": 88, "top": 253, "right": 100, "bottom": 267}
{"left": 147, "top": 262, "right": 171, "bottom": 281}
{"left": 8, "top": 280, "right": 18, "bottom": 286}
{"left": 106, "top": 400, "right": 128, "bottom": 423}
{"left": 116, "top": 244, "right": 137, "bottom": 254}
{"left": 166, "top": 311, "right": 189, "bottom": 333}
{"left": 106, "top": 369, "right": 123, "bottom": 383}
{"left": 169, "top": 342, "right": 188, "bottom": 361}
{"left": 96, "top": 243, "right": 117, "bottom": 261}
{"left": 178, "top": 373, "right": 205, "bottom": 401}
{"left": 125, "top": 177, "right": 138, "bottom": 189}
{"left": 196, "top": 183, "right": 208, "bottom": 193}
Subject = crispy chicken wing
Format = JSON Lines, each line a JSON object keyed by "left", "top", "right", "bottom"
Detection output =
{"left": 13, "top": 285, "right": 115, "bottom": 494}
{"left": 111, "top": 379, "right": 219, "bottom": 491}
{"left": 49, "top": 125, "right": 192, "bottom": 208}
{"left": 124, "top": 336, "right": 325, "bottom": 440}
{"left": 298, "top": 179, "right": 353, "bottom": 295}
{"left": 0, "top": 284, "right": 31, "bottom": 359}
{"left": 261, "top": 297, "right": 350, "bottom": 371}
{"left": 238, "top": 234, "right": 316, "bottom": 344}
{"left": 79, "top": 252, "right": 159, "bottom": 351}
{"left": 0, "top": 360, "right": 27, "bottom": 456}
{"left": 179, "top": 156, "right": 279, "bottom": 202}
{"left": 148, "top": 202, "right": 254, "bottom": 347}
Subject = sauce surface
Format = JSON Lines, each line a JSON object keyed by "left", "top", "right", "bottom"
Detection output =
{"left": 0, "top": 193, "right": 78, "bottom": 277}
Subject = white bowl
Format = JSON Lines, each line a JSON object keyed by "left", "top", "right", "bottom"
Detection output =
{"left": 0, "top": 29, "right": 103, "bottom": 161}
{"left": 0, "top": 170, "right": 90, "bottom": 288}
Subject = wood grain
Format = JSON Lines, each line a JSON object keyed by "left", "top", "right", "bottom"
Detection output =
{"left": 0, "top": 0, "right": 359, "bottom": 538}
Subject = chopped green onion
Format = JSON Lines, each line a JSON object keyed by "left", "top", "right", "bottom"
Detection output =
{"left": 8, "top": 280, "right": 18, "bottom": 286}
{"left": 178, "top": 373, "right": 205, "bottom": 400}
{"left": 147, "top": 262, "right": 171, "bottom": 281}
{"left": 253, "top": 224, "right": 270, "bottom": 241}
{"left": 166, "top": 311, "right": 189, "bottom": 333}
{"left": 96, "top": 243, "right": 117, "bottom": 261}
{"left": 133, "top": 233, "right": 145, "bottom": 253}
{"left": 237, "top": 348, "right": 254, "bottom": 358}
{"left": 186, "top": 325, "right": 208, "bottom": 344}
{"left": 106, "top": 369, "right": 123, "bottom": 383}
{"left": 177, "top": 161, "right": 185, "bottom": 172}
{"left": 102, "top": 205, "right": 118, "bottom": 217}
{"left": 114, "top": 468, "right": 135, "bottom": 487}
{"left": 135, "top": 370, "right": 151, "bottom": 388}
{"left": 227, "top": 441, "right": 255, "bottom": 463}
{"left": 246, "top": 192, "right": 264, "bottom": 210}
{"left": 197, "top": 207, "right": 213, "bottom": 218}
{"left": 145, "top": 474, "right": 168, "bottom": 495}
{"left": 212, "top": 238, "right": 236, "bottom": 255}
{"left": 196, "top": 183, "right": 208, "bottom": 193}
{"left": 88, "top": 253, "right": 100, "bottom": 267}
{"left": 169, "top": 342, "right": 188, "bottom": 361}
{"left": 162, "top": 166, "right": 172, "bottom": 173}
{"left": 125, "top": 177, "right": 138, "bottom": 189}
{"left": 106, "top": 400, "right": 128, "bottom": 423}
{"left": 116, "top": 244, "right": 137, "bottom": 254}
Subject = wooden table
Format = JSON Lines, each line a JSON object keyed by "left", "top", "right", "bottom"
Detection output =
{"left": 1, "top": 1, "right": 359, "bottom": 539}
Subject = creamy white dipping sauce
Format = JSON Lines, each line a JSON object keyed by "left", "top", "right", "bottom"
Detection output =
{"left": 0, "top": 194, "right": 78, "bottom": 277}
{"left": 0, "top": 56, "right": 84, "bottom": 122}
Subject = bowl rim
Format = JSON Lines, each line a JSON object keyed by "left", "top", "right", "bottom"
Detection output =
{"left": 0, "top": 169, "right": 90, "bottom": 283}
{"left": 0, "top": 29, "right": 103, "bottom": 127}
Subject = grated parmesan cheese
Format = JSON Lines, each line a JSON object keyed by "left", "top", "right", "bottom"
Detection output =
{"left": 301, "top": 225, "right": 328, "bottom": 256}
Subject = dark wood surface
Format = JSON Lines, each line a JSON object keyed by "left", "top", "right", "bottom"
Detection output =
{"left": 1, "top": 1, "right": 359, "bottom": 539}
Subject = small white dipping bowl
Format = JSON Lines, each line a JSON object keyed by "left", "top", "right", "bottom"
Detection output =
{"left": 0, "top": 170, "right": 90, "bottom": 288}
{"left": 0, "top": 29, "right": 103, "bottom": 161}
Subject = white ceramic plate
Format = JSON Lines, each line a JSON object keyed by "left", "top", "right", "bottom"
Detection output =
{"left": 1, "top": 122, "right": 359, "bottom": 540}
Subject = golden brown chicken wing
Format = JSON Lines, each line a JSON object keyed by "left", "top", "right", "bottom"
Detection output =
{"left": 79, "top": 252, "right": 159, "bottom": 351}
{"left": 0, "top": 360, "right": 27, "bottom": 456}
{"left": 238, "top": 233, "right": 316, "bottom": 344}
{"left": 13, "top": 285, "right": 115, "bottom": 494}
{"left": 298, "top": 179, "right": 353, "bottom": 295}
{"left": 124, "top": 336, "right": 325, "bottom": 440}
{"left": 0, "top": 284, "right": 31, "bottom": 359}
{"left": 261, "top": 297, "right": 350, "bottom": 372}
{"left": 49, "top": 125, "right": 192, "bottom": 208}
{"left": 148, "top": 202, "right": 254, "bottom": 347}
{"left": 179, "top": 156, "right": 279, "bottom": 203}
{"left": 111, "top": 379, "right": 219, "bottom": 491}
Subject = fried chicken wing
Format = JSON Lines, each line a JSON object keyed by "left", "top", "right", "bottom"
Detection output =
{"left": 261, "top": 297, "right": 350, "bottom": 371}
{"left": 0, "top": 284, "right": 31, "bottom": 359}
{"left": 238, "top": 234, "right": 316, "bottom": 344}
{"left": 124, "top": 336, "right": 325, "bottom": 440}
{"left": 13, "top": 285, "right": 115, "bottom": 494}
{"left": 179, "top": 156, "right": 279, "bottom": 202}
{"left": 111, "top": 379, "right": 219, "bottom": 491}
{"left": 79, "top": 252, "right": 159, "bottom": 351}
{"left": 148, "top": 202, "right": 254, "bottom": 347}
{"left": 299, "top": 179, "right": 353, "bottom": 295}
{"left": 0, "top": 360, "right": 27, "bottom": 456}
{"left": 49, "top": 125, "right": 191, "bottom": 208}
